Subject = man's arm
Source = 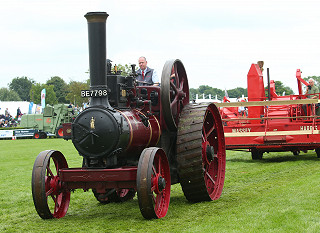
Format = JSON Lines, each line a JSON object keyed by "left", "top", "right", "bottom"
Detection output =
{"left": 152, "top": 70, "right": 160, "bottom": 86}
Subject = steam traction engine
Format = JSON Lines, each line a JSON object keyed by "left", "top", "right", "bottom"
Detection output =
{"left": 31, "top": 12, "right": 226, "bottom": 219}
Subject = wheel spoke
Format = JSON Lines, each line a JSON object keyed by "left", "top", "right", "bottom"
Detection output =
{"left": 202, "top": 131, "right": 207, "bottom": 143}
{"left": 151, "top": 184, "right": 156, "bottom": 192}
{"left": 154, "top": 194, "right": 160, "bottom": 212}
{"left": 50, "top": 194, "right": 56, "bottom": 202}
{"left": 206, "top": 125, "right": 215, "bottom": 138}
{"left": 203, "top": 167, "right": 215, "bottom": 185}
{"left": 54, "top": 195, "right": 60, "bottom": 212}
{"left": 170, "top": 80, "right": 179, "bottom": 93}
{"left": 202, "top": 125, "right": 207, "bottom": 138}
{"left": 152, "top": 166, "right": 157, "bottom": 175}
{"left": 151, "top": 193, "right": 156, "bottom": 204}
{"left": 179, "top": 79, "right": 184, "bottom": 91}
{"left": 46, "top": 187, "right": 54, "bottom": 197}
{"left": 47, "top": 167, "right": 55, "bottom": 178}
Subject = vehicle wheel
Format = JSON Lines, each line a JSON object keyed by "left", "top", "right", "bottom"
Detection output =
{"left": 160, "top": 59, "right": 189, "bottom": 131}
{"left": 56, "top": 125, "right": 64, "bottom": 138}
{"left": 32, "top": 150, "right": 70, "bottom": 219}
{"left": 40, "top": 132, "right": 47, "bottom": 139}
{"left": 315, "top": 148, "right": 320, "bottom": 158}
{"left": 251, "top": 148, "right": 263, "bottom": 160}
{"left": 177, "top": 103, "right": 226, "bottom": 202}
{"left": 137, "top": 147, "right": 171, "bottom": 219}
{"left": 293, "top": 150, "right": 299, "bottom": 156}
{"left": 33, "top": 132, "right": 41, "bottom": 139}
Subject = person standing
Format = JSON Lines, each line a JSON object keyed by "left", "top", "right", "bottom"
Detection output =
{"left": 302, "top": 78, "right": 319, "bottom": 115}
{"left": 17, "top": 107, "right": 22, "bottom": 118}
{"left": 136, "top": 56, "right": 160, "bottom": 86}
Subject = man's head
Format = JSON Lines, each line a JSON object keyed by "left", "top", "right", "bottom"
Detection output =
{"left": 138, "top": 56, "right": 147, "bottom": 70}
{"left": 309, "top": 78, "right": 315, "bottom": 87}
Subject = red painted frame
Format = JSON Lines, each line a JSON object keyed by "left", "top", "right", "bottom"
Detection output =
{"left": 220, "top": 63, "right": 320, "bottom": 152}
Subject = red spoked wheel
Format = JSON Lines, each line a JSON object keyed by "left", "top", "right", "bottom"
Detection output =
{"left": 137, "top": 147, "right": 171, "bottom": 219}
{"left": 201, "top": 104, "right": 226, "bottom": 200}
{"left": 32, "top": 150, "right": 70, "bottom": 219}
{"left": 177, "top": 103, "right": 226, "bottom": 202}
{"left": 161, "top": 59, "right": 189, "bottom": 131}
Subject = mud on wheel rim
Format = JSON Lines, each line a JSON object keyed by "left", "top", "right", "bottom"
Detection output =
{"left": 177, "top": 103, "right": 226, "bottom": 202}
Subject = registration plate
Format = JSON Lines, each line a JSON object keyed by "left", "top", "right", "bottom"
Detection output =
{"left": 81, "top": 89, "right": 108, "bottom": 97}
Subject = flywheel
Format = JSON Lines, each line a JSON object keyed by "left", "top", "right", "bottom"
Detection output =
{"left": 160, "top": 59, "right": 189, "bottom": 131}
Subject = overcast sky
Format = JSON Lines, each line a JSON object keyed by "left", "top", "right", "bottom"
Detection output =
{"left": 1, "top": 0, "right": 319, "bottom": 94}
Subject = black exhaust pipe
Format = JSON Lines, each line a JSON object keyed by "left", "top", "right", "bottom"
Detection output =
{"left": 84, "top": 12, "right": 110, "bottom": 107}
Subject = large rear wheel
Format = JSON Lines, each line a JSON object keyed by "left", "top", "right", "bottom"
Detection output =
{"left": 32, "top": 150, "right": 70, "bottom": 219}
{"left": 177, "top": 103, "right": 226, "bottom": 202}
{"left": 137, "top": 147, "right": 171, "bottom": 219}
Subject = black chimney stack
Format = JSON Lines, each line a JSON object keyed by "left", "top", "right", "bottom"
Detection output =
{"left": 84, "top": 12, "right": 110, "bottom": 107}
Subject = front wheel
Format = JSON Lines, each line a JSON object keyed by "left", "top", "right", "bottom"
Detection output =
{"left": 137, "top": 147, "right": 171, "bottom": 219}
{"left": 32, "top": 150, "right": 70, "bottom": 219}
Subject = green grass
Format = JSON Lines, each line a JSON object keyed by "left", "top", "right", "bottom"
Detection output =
{"left": 1, "top": 138, "right": 320, "bottom": 232}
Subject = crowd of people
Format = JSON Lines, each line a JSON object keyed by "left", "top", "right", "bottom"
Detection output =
{"left": 0, "top": 107, "right": 22, "bottom": 128}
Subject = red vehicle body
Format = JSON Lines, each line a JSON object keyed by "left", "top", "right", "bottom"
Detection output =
{"left": 217, "top": 63, "right": 320, "bottom": 159}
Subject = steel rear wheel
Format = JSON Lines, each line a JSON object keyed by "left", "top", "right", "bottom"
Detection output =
{"left": 177, "top": 103, "right": 226, "bottom": 202}
{"left": 32, "top": 150, "right": 70, "bottom": 219}
{"left": 161, "top": 59, "right": 189, "bottom": 131}
{"left": 137, "top": 147, "right": 171, "bottom": 219}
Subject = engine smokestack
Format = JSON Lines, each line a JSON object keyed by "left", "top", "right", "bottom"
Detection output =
{"left": 84, "top": 12, "right": 110, "bottom": 107}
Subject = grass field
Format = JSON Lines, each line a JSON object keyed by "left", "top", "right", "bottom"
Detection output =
{"left": 1, "top": 138, "right": 320, "bottom": 232}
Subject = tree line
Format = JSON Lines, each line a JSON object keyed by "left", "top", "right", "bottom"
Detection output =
{"left": 0, "top": 76, "right": 90, "bottom": 106}
{"left": 1, "top": 65, "right": 318, "bottom": 105}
